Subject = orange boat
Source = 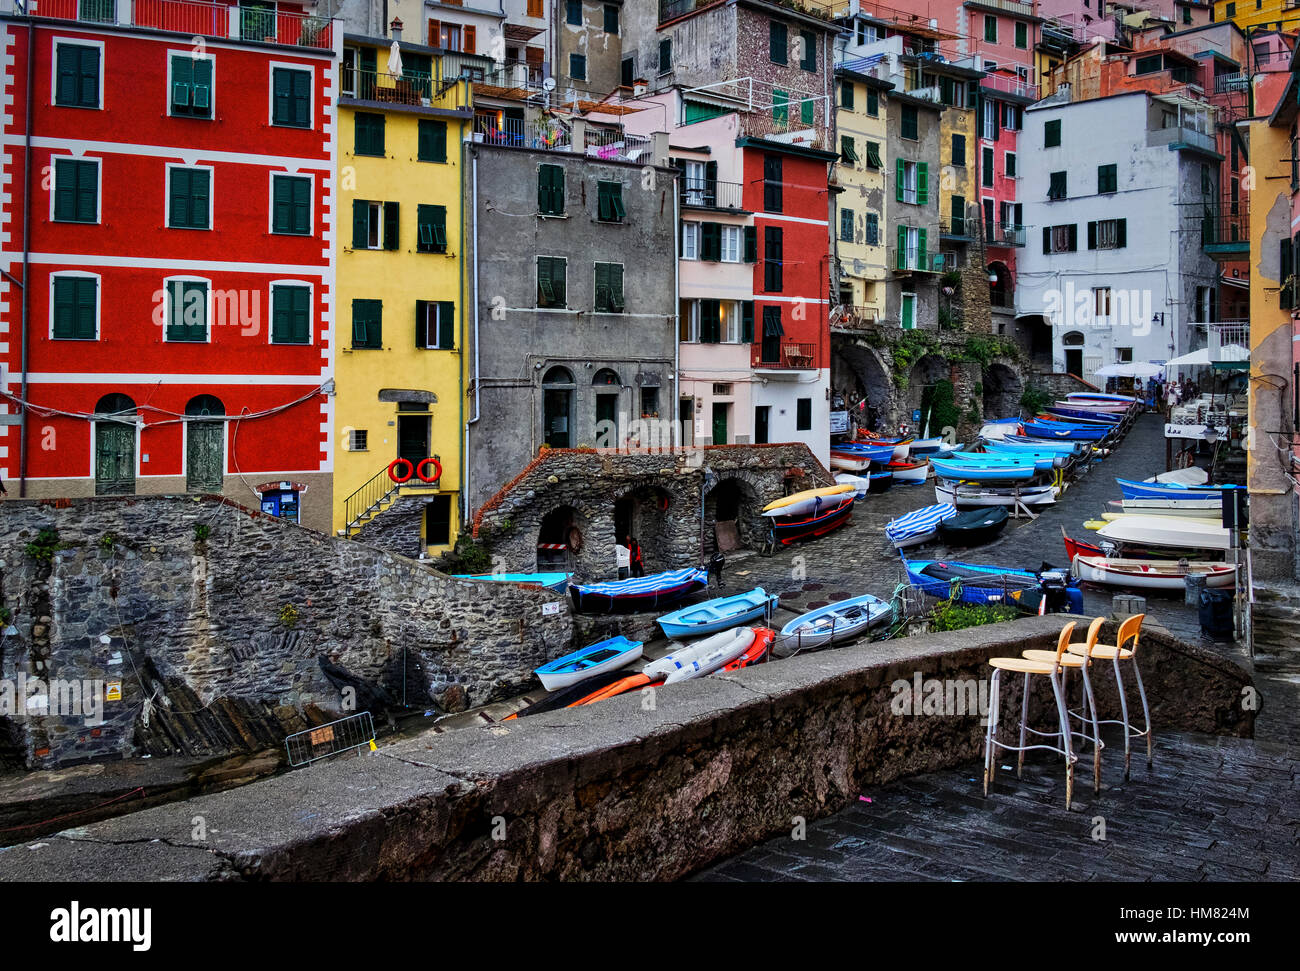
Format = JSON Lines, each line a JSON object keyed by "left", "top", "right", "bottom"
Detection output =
{"left": 574, "top": 672, "right": 662, "bottom": 705}
{"left": 720, "top": 627, "right": 775, "bottom": 671}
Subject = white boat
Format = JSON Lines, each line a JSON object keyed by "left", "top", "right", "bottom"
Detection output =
{"left": 935, "top": 480, "right": 1057, "bottom": 508}
{"left": 830, "top": 451, "right": 872, "bottom": 472}
{"left": 643, "top": 627, "right": 755, "bottom": 684}
{"left": 1114, "top": 498, "right": 1223, "bottom": 518}
{"left": 1054, "top": 399, "right": 1129, "bottom": 413}
{"left": 978, "top": 419, "right": 1021, "bottom": 441}
{"left": 1095, "top": 515, "right": 1230, "bottom": 552}
{"left": 1146, "top": 467, "right": 1210, "bottom": 486}
{"left": 761, "top": 484, "right": 855, "bottom": 518}
{"left": 834, "top": 472, "right": 871, "bottom": 499}
{"left": 773, "top": 594, "right": 893, "bottom": 657}
{"left": 885, "top": 503, "right": 957, "bottom": 548}
{"left": 1072, "top": 555, "right": 1237, "bottom": 590}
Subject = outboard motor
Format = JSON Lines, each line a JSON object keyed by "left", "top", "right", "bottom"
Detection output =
{"left": 1035, "top": 567, "right": 1073, "bottom": 614}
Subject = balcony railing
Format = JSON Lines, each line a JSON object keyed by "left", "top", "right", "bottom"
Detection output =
{"left": 341, "top": 69, "right": 434, "bottom": 105}
{"left": 1149, "top": 125, "right": 1216, "bottom": 154}
{"left": 980, "top": 73, "right": 1039, "bottom": 101}
{"left": 755, "top": 342, "right": 817, "bottom": 370}
{"left": 890, "top": 249, "right": 945, "bottom": 274}
{"left": 1199, "top": 202, "right": 1248, "bottom": 254}
{"left": 585, "top": 126, "right": 654, "bottom": 163}
{"left": 681, "top": 179, "right": 745, "bottom": 210}
{"left": 1214, "top": 72, "right": 1249, "bottom": 95}
{"left": 830, "top": 305, "right": 881, "bottom": 330}
{"left": 985, "top": 222, "right": 1027, "bottom": 247}
{"left": 19, "top": 0, "right": 334, "bottom": 49}
{"left": 660, "top": 0, "right": 833, "bottom": 23}
{"left": 940, "top": 217, "right": 973, "bottom": 239}
{"left": 965, "top": 0, "right": 1036, "bottom": 15}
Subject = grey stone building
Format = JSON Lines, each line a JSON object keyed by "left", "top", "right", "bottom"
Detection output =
{"left": 464, "top": 142, "right": 680, "bottom": 513}
{"left": 885, "top": 92, "right": 943, "bottom": 331}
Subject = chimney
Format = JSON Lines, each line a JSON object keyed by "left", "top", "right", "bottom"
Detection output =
{"left": 390, "top": 17, "right": 403, "bottom": 42}
{"left": 633, "top": 77, "right": 648, "bottom": 97}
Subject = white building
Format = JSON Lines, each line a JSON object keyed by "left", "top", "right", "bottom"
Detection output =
{"left": 1017, "top": 89, "right": 1220, "bottom": 381}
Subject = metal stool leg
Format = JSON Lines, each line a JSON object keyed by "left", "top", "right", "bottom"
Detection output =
{"left": 1112, "top": 654, "right": 1132, "bottom": 780}
{"left": 1017, "top": 671, "right": 1030, "bottom": 778}
{"left": 984, "top": 669, "right": 1002, "bottom": 796}
{"left": 1049, "top": 670, "right": 1074, "bottom": 810}
{"left": 1132, "top": 658, "right": 1153, "bottom": 768}
{"left": 1080, "top": 665, "right": 1103, "bottom": 794}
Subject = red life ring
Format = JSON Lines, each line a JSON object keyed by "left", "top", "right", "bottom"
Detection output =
{"left": 567, "top": 526, "right": 584, "bottom": 553}
{"left": 416, "top": 457, "right": 442, "bottom": 483}
{"left": 388, "top": 458, "right": 414, "bottom": 483}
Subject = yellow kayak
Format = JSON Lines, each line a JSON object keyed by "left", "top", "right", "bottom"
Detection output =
{"left": 1099, "top": 512, "right": 1224, "bottom": 527}
{"left": 761, "top": 484, "right": 855, "bottom": 516}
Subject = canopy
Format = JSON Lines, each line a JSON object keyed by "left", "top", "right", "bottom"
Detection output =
{"left": 1093, "top": 361, "right": 1164, "bottom": 378}
{"left": 387, "top": 41, "right": 403, "bottom": 79}
{"left": 1166, "top": 344, "right": 1248, "bottom": 368}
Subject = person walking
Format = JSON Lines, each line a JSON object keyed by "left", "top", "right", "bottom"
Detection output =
{"left": 626, "top": 535, "right": 644, "bottom": 578}
{"left": 708, "top": 550, "right": 726, "bottom": 590}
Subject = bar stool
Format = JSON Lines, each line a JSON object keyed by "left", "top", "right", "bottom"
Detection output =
{"left": 984, "top": 621, "right": 1077, "bottom": 810}
{"left": 1067, "top": 613, "right": 1151, "bottom": 780}
{"left": 1021, "top": 616, "right": 1106, "bottom": 794}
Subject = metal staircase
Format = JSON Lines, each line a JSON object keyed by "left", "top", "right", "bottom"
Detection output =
{"left": 341, "top": 464, "right": 439, "bottom": 538}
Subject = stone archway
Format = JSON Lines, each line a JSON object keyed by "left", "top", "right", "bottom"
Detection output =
{"left": 703, "top": 475, "right": 763, "bottom": 554}
{"left": 907, "top": 354, "right": 953, "bottom": 437}
{"left": 832, "top": 342, "right": 893, "bottom": 433}
{"left": 613, "top": 484, "right": 677, "bottom": 572}
{"left": 537, "top": 504, "right": 581, "bottom": 571}
{"left": 983, "top": 362, "right": 1024, "bottom": 421}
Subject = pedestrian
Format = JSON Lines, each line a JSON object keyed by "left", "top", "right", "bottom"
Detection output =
{"left": 708, "top": 550, "right": 726, "bottom": 590}
{"left": 626, "top": 535, "right": 644, "bottom": 578}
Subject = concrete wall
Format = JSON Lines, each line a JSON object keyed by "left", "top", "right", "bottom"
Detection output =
{"left": 0, "top": 614, "right": 1254, "bottom": 881}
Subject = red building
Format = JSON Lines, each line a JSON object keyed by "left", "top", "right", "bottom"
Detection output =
{"left": 0, "top": 2, "right": 336, "bottom": 531}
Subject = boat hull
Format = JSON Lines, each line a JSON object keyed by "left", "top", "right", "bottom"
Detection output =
{"left": 644, "top": 627, "right": 755, "bottom": 684}
{"left": 773, "top": 594, "right": 892, "bottom": 656}
{"left": 535, "top": 636, "right": 644, "bottom": 691}
{"left": 904, "top": 558, "right": 1083, "bottom": 613}
{"left": 770, "top": 498, "right": 853, "bottom": 544}
{"left": 937, "top": 506, "right": 1010, "bottom": 546}
{"left": 935, "top": 481, "right": 1057, "bottom": 508}
{"left": 656, "top": 588, "right": 777, "bottom": 638}
{"left": 1072, "top": 555, "right": 1237, "bottom": 590}
{"left": 568, "top": 569, "right": 709, "bottom": 615}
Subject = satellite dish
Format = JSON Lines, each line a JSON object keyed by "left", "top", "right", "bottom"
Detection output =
{"left": 542, "top": 77, "right": 556, "bottom": 92}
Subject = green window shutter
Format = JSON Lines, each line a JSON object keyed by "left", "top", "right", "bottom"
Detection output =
{"left": 76, "top": 160, "right": 96, "bottom": 221}
{"left": 190, "top": 169, "right": 209, "bottom": 228}
{"left": 743, "top": 225, "right": 757, "bottom": 263}
{"left": 54, "top": 158, "right": 96, "bottom": 222}
{"left": 609, "top": 184, "right": 625, "bottom": 221}
{"left": 273, "top": 69, "right": 290, "bottom": 124}
{"left": 741, "top": 301, "right": 754, "bottom": 343}
{"left": 917, "top": 162, "right": 928, "bottom": 205}
{"left": 166, "top": 280, "right": 208, "bottom": 341}
{"left": 352, "top": 198, "right": 368, "bottom": 249}
{"left": 897, "top": 224, "right": 907, "bottom": 269}
{"left": 866, "top": 142, "right": 882, "bottom": 168}
{"left": 539, "top": 164, "right": 565, "bottom": 214}
{"left": 773, "top": 89, "right": 788, "bottom": 124}
{"left": 418, "top": 119, "right": 447, "bottom": 162}
{"left": 800, "top": 97, "right": 813, "bottom": 126}
{"left": 902, "top": 105, "right": 917, "bottom": 139}
{"left": 1045, "top": 118, "right": 1061, "bottom": 147}
{"left": 595, "top": 261, "right": 609, "bottom": 310}
{"left": 895, "top": 158, "right": 905, "bottom": 202}
{"left": 610, "top": 263, "right": 624, "bottom": 311}
{"left": 842, "top": 80, "right": 854, "bottom": 110}
{"left": 291, "top": 70, "right": 310, "bottom": 126}
{"left": 598, "top": 181, "right": 611, "bottom": 219}
{"left": 538, "top": 258, "right": 554, "bottom": 305}
{"left": 438, "top": 301, "right": 455, "bottom": 348}
{"left": 1043, "top": 226, "right": 1051, "bottom": 254}
{"left": 800, "top": 29, "right": 815, "bottom": 70}
{"left": 417, "top": 204, "right": 447, "bottom": 252}
{"left": 770, "top": 21, "right": 787, "bottom": 64}
{"left": 383, "top": 201, "right": 399, "bottom": 249}
{"left": 867, "top": 88, "right": 878, "bottom": 116}
{"left": 1116, "top": 219, "right": 1127, "bottom": 248}
{"left": 192, "top": 58, "right": 212, "bottom": 113}
{"left": 169, "top": 168, "right": 209, "bottom": 229}
{"left": 702, "top": 222, "right": 720, "bottom": 261}
{"left": 1068, "top": 224, "right": 1078, "bottom": 251}
{"left": 272, "top": 175, "right": 310, "bottom": 234}
{"left": 1015, "top": 22, "right": 1027, "bottom": 48}
{"left": 53, "top": 277, "right": 97, "bottom": 339}
{"left": 352, "top": 299, "right": 382, "bottom": 348}
{"left": 56, "top": 46, "right": 79, "bottom": 106}
{"left": 291, "top": 177, "right": 310, "bottom": 234}
{"left": 172, "top": 56, "right": 192, "bottom": 109}
{"left": 169, "top": 168, "right": 190, "bottom": 227}
{"left": 917, "top": 228, "right": 927, "bottom": 268}
{"left": 1087, "top": 220, "right": 1097, "bottom": 250}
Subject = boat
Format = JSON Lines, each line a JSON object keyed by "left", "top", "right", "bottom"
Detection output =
{"left": 961, "top": 449, "right": 1056, "bottom": 472}
{"left": 858, "top": 436, "right": 914, "bottom": 461}
{"left": 886, "top": 502, "right": 957, "bottom": 548}
{"left": 1116, "top": 477, "right": 1238, "bottom": 501}
{"left": 1146, "top": 467, "right": 1210, "bottom": 486}
{"left": 504, "top": 669, "right": 637, "bottom": 719}
{"left": 935, "top": 480, "right": 1057, "bottom": 508}
{"left": 903, "top": 557, "right": 1084, "bottom": 613}
{"left": 1020, "top": 420, "right": 1110, "bottom": 441}
{"left": 987, "top": 436, "right": 1081, "bottom": 458}
{"left": 1110, "top": 498, "right": 1222, "bottom": 517}
{"left": 769, "top": 496, "right": 854, "bottom": 544}
{"left": 656, "top": 586, "right": 778, "bottom": 638}
{"left": 981, "top": 441, "right": 1072, "bottom": 468}
{"left": 1072, "top": 555, "right": 1237, "bottom": 591}
{"left": 1095, "top": 515, "right": 1230, "bottom": 552}
{"left": 568, "top": 568, "right": 709, "bottom": 614}
{"left": 883, "top": 459, "right": 930, "bottom": 483}
{"left": 908, "top": 437, "right": 947, "bottom": 455}
{"left": 930, "top": 457, "right": 1039, "bottom": 482}
{"left": 866, "top": 471, "right": 894, "bottom": 493}
{"left": 978, "top": 418, "right": 1022, "bottom": 440}
{"left": 929, "top": 442, "right": 968, "bottom": 459}
{"left": 452, "top": 571, "right": 571, "bottom": 591}
{"left": 833, "top": 441, "right": 897, "bottom": 464}
{"left": 773, "top": 594, "right": 893, "bottom": 656}
{"left": 761, "top": 483, "right": 855, "bottom": 518}
{"left": 1041, "top": 408, "right": 1122, "bottom": 425}
{"left": 830, "top": 450, "right": 873, "bottom": 472}
{"left": 1054, "top": 399, "right": 1130, "bottom": 414}
{"left": 1066, "top": 392, "right": 1139, "bottom": 405}
{"left": 534, "top": 635, "right": 644, "bottom": 691}
{"left": 1061, "top": 528, "right": 1220, "bottom": 563}
{"left": 571, "top": 672, "right": 659, "bottom": 707}
{"left": 937, "top": 505, "right": 1010, "bottom": 546}
{"left": 834, "top": 472, "right": 872, "bottom": 499}
{"left": 643, "top": 627, "right": 755, "bottom": 684}
{"left": 717, "top": 627, "right": 777, "bottom": 672}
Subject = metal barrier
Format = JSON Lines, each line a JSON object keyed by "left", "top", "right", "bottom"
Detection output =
{"left": 286, "top": 711, "right": 375, "bottom": 767}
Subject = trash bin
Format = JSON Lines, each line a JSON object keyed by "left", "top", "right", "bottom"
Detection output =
{"left": 1184, "top": 572, "right": 1207, "bottom": 607}
{"left": 1198, "top": 588, "right": 1234, "bottom": 640}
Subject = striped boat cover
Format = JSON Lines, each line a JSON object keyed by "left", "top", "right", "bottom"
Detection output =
{"left": 885, "top": 503, "right": 957, "bottom": 543}
{"left": 571, "top": 568, "right": 708, "bottom": 597}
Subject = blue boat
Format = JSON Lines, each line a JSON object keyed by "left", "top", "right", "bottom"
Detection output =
{"left": 986, "top": 436, "right": 1080, "bottom": 457}
{"left": 833, "top": 442, "right": 896, "bottom": 464}
{"left": 981, "top": 442, "right": 1070, "bottom": 469}
{"left": 1116, "top": 477, "right": 1241, "bottom": 501}
{"left": 534, "top": 635, "right": 644, "bottom": 691}
{"left": 656, "top": 587, "right": 778, "bottom": 638}
{"left": 964, "top": 449, "right": 1055, "bottom": 472}
{"left": 1021, "top": 420, "right": 1109, "bottom": 441}
{"left": 1043, "top": 406, "right": 1121, "bottom": 424}
{"left": 885, "top": 503, "right": 957, "bottom": 548}
{"left": 569, "top": 568, "right": 709, "bottom": 614}
{"left": 903, "top": 557, "right": 1084, "bottom": 613}
{"left": 453, "top": 571, "right": 571, "bottom": 591}
{"left": 931, "top": 457, "right": 1038, "bottom": 482}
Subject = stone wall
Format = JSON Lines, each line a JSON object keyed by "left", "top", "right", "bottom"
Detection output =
{"left": 0, "top": 615, "right": 1255, "bottom": 882}
{"left": 0, "top": 496, "right": 574, "bottom": 769}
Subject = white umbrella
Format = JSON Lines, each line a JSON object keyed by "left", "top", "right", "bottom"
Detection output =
{"left": 387, "top": 40, "right": 403, "bottom": 79}
{"left": 1093, "top": 361, "right": 1164, "bottom": 378}
{"left": 1166, "top": 344, "right": 1249, "bottom": 369}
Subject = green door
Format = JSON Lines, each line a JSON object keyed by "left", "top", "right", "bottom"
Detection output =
{"left": 901, "top": 293, "right": 916, "bottom": 330}
{"left": 397, "top": 414, "right": 429, "bottom": 468}
{"left": 187, "top": 422, "right": 224, "bottom": 492}
{"left": 596, "top": 393, "right": 618, "bottom": 446}
{"left": 712, "top": 403, "right": 728, "bottom": 445}
{"left": 95, "top": 421, "right": 135, "bottom": 495}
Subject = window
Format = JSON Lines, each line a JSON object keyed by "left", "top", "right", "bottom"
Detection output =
{"left": 168, "top": 166, "right": 211, "bottom": 230}
{"left": 1134, "top": 54, "right": 1162, "bottom": 76}
{"left": 867, "top": 87, "right": 879, "bottom": 116}
{"left": 537, "top": 256, "right": 567, "bottom": 307}
{"left": 271, "top": 284, "right": 311, "bottom": 344}
{"left": 537, "top": 163, "right": 565, "bottom": 216}
{"left": 983, "top": 147, "right": 994, "bottom": 187}
{"left": 898, "top": 228, "right": 925, "bottom": 271}
{"left": 1098, "top": 163, "right": 1117, "bottom": 194}
{"left": 659, "top": 39, "right": 672, "bottom": 73}
{"left": 597, "top": 180, "right": 625, "bottom": 222}
{"left": 1094, "top": 287, "right": 1112, "bottom": 318}
{"left": 351, "top": 299, "right": 383, "bottom": 348}
{"left": 1048, "top": 170, "right": 1067, "bottom": 200}
{"left": 841, "top": 135, "right": 858, "bottom": 165}
{"left": 679, "top": 300, "right": 699, "bottom": 342}
{"left": 950, "top": 195, "right": 966, "bottom": 236}
{"left": 271, "top": 175, "right": 310, "bottom": 235}
{"left": 800, "top": 29, "right": 816, "bottom": 71}
{"left": 896, "top": 159, "right": 927, "bottom": 206}
{"left": 170, "top": 54, "right": 212, "bottom": 118}
{"left": 865, "top": 141, "right": 882, "bottom": 168}
{"left": 1043, "top": 223, "right": 1077, "bottom": 253}
{"left": 1005, "top": 152, "right": 1017, "bottom": 178}
{"left": 1087, "top": 218, "right": 1127, "bottom": 250}
{"left": 415, "top": 300, "right": 455, "bottom": 349}
{"left": 952, "top": 133, "right": 965, "bottom": 166}
{"left": 721, "top": 225, "right": 742, "bottom": 262}
{"left": 348, "top": 429, "right": 368, "bottom": 451}
{"left": 682, "top": 221, "right": 699, "bottom": 260}
{"left": 566, "top": 0, "right": 581, "bottom": 25}
{"left": 418, "top": 119, "right": 447, "bottom": 162}
{"left": 1045, "top": 118, "right": 1061, "bottom": 147}
{"left": 604, "top": 3, "right": 618, "bottom": 33}
{"left": 621, "top": 56, "right": 634, "bottom": 87}
{"left": 1003, "top": 104, "right": 1022, "bottom": 131}
{"left": 699, "top": 222, "right": 721, "bottom": 261}
{"left": 901, "top": 104, "right": 918, "bottom": 140}
{"left": 570, "top": 53, "right": 587, "bottom": 81}
{"left": 1015, "top": 22, "right": 1028, "bottom": 49}
{"left": 351, "top": 199, "right": 398, "bottom": 250}
{"left": 1183, "top": 4, "right": 1192, "bottom": 22}
{"left": 594, "top": 262, "right": 625, "bottom": 312}
{"left": 841, "top": 80, "right": 855, "bottom": 110}
{"left": 55, "top": 43, "right": 100, "bottom": 108}
{"left": 698, "top": 299, "right": 723, "bottom": 343}
{"left": 1116, "top": 346, "right": 1133, "bottom": 363}
{"left": 770, "top": 21, "right": 787, "bottom": 64}
{"left": 53, "top": 157, "right": 97, "bottom": 223}
{"left": 984, "top": 14, "right": 998, "bottom": 43}
{"left": 764, "top": 226, "right": 783, "bottom": 292}
{"left": 355, "top": 112, "right": 385, "bottom": 156}
{"left": 164, "top": 280, "right": 208, "bottom": 342}
{"left": 800, "top": 96, "right": 814, "bottom": 127}
{"left": 796, "top": 398, "right": 812, "bottom": 432}
{"left": 864, "top": 211, "right": 879, "bottom": 245}
{"left": 52, "top": 276, "right": 97, "bottom": 339}
{"left": 763, "top": 155, "right": 782, "bottom": 213}
{"left": 980, "top": 99, "right": 995, "bottom": 140}
{"left": 417, "top": 204, "right": 448, "bottom": 253}
{"left": 840, "top": 207, "right": 854, "bottom": 242}
{"left": 272, "top": 67, "right": 310, "bottom": 128}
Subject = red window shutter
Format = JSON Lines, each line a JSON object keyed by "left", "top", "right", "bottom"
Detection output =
{"left": 464, "top": 26, "right": 476, "bottom": 53}
{"left": 428, "top": 19, "right": 441, "bottom": 47}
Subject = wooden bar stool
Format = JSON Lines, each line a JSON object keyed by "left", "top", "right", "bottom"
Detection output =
{"left": 984, "top": 621, "right": 1078, "bottom": 810}
{"left": 1022, "top": 616, "right": 1106, "bottom": 794}
{"left": 1067, "top": 613, "right": 1152, "bottom": 780}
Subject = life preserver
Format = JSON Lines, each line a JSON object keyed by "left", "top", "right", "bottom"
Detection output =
{"left": 567, "top": 526, "right": 584, "bottom": 553}
{"left": 416, "top": 457, "right": 442, "bottom": 483}
{"left": 388, "top": 458, "right": 414, "bottom": 483}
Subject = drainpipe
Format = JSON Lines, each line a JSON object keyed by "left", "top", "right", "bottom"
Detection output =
{"left": 18, "top": 19, "right": 34, "bottom": 497}
{"left": 672, "top": 168, "right": 680, "bottom": 443}
{"left": 456, "top": 99, "right": 466, "bottom": 539}
{"left": 463, "top": 147, "right": 481, "bottom": 528}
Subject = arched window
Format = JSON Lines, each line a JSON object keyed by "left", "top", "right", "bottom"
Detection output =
{"left": 1062, "top": 331, "right": 1085, "bottom": 347}
{"left": 542, "top": 366, "right": 574, "bottom": 386}
{"left": 592, "top": 367, "right": 621, "bottom": 386}
{"left": 94, "top": 393, "right": 137, "bottom": 421}
{"left": 185, "top": 394, "right": 225, "bottom": 417}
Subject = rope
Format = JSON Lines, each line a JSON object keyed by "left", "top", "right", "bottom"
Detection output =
{"left": 0, "top": 786, "right": 145, "bottom": 834}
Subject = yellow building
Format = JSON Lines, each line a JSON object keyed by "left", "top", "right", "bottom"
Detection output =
{"left": 935, "top": 78, "right": 980, "bottom": 277}
{"left": 1211, "top": 0, "right": 1296, "bottom": 31}
{"left": 833, "top": 67, "right": 892, "bottom": 324}
{"left": 333, "top": 37, "right": 473, "bottom": 554}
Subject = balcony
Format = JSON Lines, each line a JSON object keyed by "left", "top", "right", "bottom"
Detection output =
{"left": 940, "top": 217, "right": 974, "bottom": 240}
{"left": 980, "top": 73, "right": 1038, "bottom": 101}
{"left": 964, "top": 0, "right": 1036, "bottom": 15}
{"left": 341, "top": 69, "right": 434, "bottom": 106}
{"left": 755, "top": 341, "right": 817, "bottom": 371}
{"left": 891, "top": 249, "right": 945, "bottom": 274}
{"left": 16, "top": 0, "right": 334, "bottom": 49}
{"left": 659, "top": 0, "right": 833, "bottom": 23}
{"left": 680, "top": 179, "right": 746, "bottom": 211}
{"left": 1199, "top": 202, "right": 1248, "bottom": 258}
{"left": 984, "top": 222, "right": 1026, "bottom": 247}
{"left": 1213, "top": 72, "right": 1249, "bottom": 95}
{"left": 1149, "top": 124, "right": 1217, "bottom": 155}
{"left": 830, "top": 305, "right": 882, "bottom": 332}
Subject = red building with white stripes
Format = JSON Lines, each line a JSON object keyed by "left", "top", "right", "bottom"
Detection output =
{"left": 0, "top": 1, "right": 336, "bottom": 531}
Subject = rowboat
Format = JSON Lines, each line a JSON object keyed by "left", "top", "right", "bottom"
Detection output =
{"left": 987, "top": 437, "right": 1081, "bottom": 458}
{"left": 937, "top": 505, "right": 1010, "bottom": 546}
{"left": 717, "top": 627, "right": 776, "bottom": 673}
{"left": 935, "top": 480, "right": 1057, "bottom": 508}
{"left": 830, "top": 450, "right": 873, "bottom": 472}
{"left": 1054, "top": 399, "right": 1129, "bottom": 414}
{"left": 643, "top": 627, "right": 755, "bottom": 684}
{"left": 979, "top": 418, "right": 1022, "bottom": 440}
{"left": 1095, "top": 515, "right": 1230, "bottom": 552}
{"left": 834, "top": 472, "right": 872, "bottom": 499}
{"left": 930, "top": 442, "right": 968, "bottom": 458}
{"left": 656, "top": 586, "right": 777, "bottom": 638}
{"left": 860, "top": 437, "right": 913, "bottom": 461}
{"left": 930, "top": 457, "right": 1039, "bottom": 482}
{"left": 981, "top": 441, "right": 1072, "bottom": 468}
{"left": 534, "top": 635, "right": 644, "bottom": 691}
{"left": 1061, "top": 528, "right": 1221, "bottom": 563}
{"left": 903, "top": 558, "right": 1083, "bottom": 613}
{"left": 962, "top": 449, "right": 1056, "bottom": 472}
{"left": 885, "top": 502, "right": 957, "bottom": 548}
{"left": 867, "top": 471, "right": 894, "bottom": 492}
{"left": 762, "top": 483, "right": 855, "bottom": 518}
{"left": 1020, "top": 420, "right": 1110, "bottom": 441}
{"left": 1066, "top": 392, "right": 1138, "bottom": 405}
{"left": 568, "top": 568, "right": 709, "bottom": 614}
{"left": 908, "top": 437, "right": 947, "bottom": 455}
{"left": 1116, "top": 477, "right": 1239, "bottom": 501}
{"left": 769, "top": 495, "right": 854, "bottom": 544}
{"left": 453, "top": 571, "right": 571, "bottom": 591}
{"left": 1041, "top": 408, "right": 1122, "bottom": 425}
{"left": 1099, "top": 512, "right": 1225, "bottom": 526}
{"left": 773, "top": 593, "right": 892, "bottom": 656}
{"left": 833, "top": 442, "right": 897, "bottom": 464}
{"left": 884, "top": 459, "right": 930, "bottom": 483}
{"left": 1109, "top": 498, "right": 1222, "bottom": 517}
{"left": 1147, "top": 467, "right": 1209, "bottom": 486}
{"left": 505, "top": 669, "right": 638, "bottom": 719}
{"left": 1072, "top": 554, "right": 1237, "bottom": 590}
{"left": 571, "top": 672, "right": 659, "bottom": 707}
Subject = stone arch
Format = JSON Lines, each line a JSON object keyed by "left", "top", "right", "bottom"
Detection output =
{"left": 536, "top": 504, "right": 583, "bottom": 571}
{"left": 613, "top": 483, "right": 676, "bottom": 571}
{"left": 832, "top": 342, "right": 893, "bottom": 432}
{"left": 703, "top": 475, "right": 764, "bottom": 554}
{"left": 908, "top": 354, "right": 953, "bottom": 436}
{"left": 982, "top": 362, "right": 1024, "bottom": 421}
